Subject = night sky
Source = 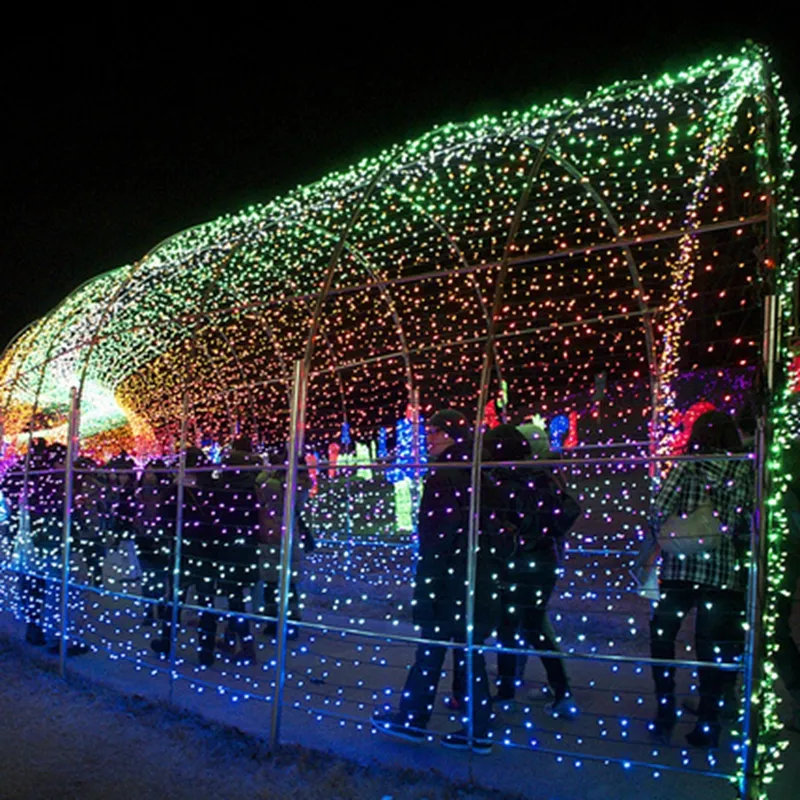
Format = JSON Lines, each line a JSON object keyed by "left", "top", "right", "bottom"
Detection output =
{"left": 2, "top": 21, "right": 798, "bottom": 351}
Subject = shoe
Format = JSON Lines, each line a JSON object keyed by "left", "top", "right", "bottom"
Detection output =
{"left": 25, "top": 623, "right": 46, "bottom": 646}
{"left": 441, "top": 729, "right": 493, "bottom": 755}
{"left": 47, "top": 641, "right": 90, "bottom": 657}
{"left": 216, "top": 636, "right": 237, "bottom": 654}
{"left": 150, "top": 637, "right": 171, "bottom": 656}
{"left": 649, "top": 716, "right": 676, "bottom": 744}
{"left": 235, "top": 641, "right": 257, "bottom": 665}
{"left": 544, "top": 695, "right": 580, "bottom": 719}
{"left": 649, "top": 695, "right": 676, "bottom": 743}
{"left": 372, "top": 712, "right": 426, "bottom": 743}
{"left": 686, "top": 722, "right": 721, "bottom": 749}
{"left": 443, "top": 695, "right": 464, "bottom": 712}
{"left": 198, "top": 649, "right": 215, "bottom": 667}
{"left": 492, "top": 695, "right": 517, "bottom": 713}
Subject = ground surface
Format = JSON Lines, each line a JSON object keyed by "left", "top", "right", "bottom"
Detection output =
{"left": 0, "top": 640, "right": 514, "bottom": 800}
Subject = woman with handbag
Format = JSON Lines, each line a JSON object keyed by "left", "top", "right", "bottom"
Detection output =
{"left": 649, "top": 411, "right": 753, "bottom": 748}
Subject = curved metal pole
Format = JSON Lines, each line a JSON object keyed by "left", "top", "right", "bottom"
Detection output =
{"left": 740, "top": 58, "right": 782, "bottom": 800}
{"left": 72, "top": 225, "right": 254, "bottom": 441}
{"left": 300, "top": 154, "right": 400, "bottom": 381}
{"left": 292, "top": 290, "right": 352, "bottom": 434}
{"left": 58, "top": 387, "right": 79, "bottom": 677}
{"left": 299, "top": 219, "right": 416, "bottom": 423}
{"left": 167, "top": 391, "right": 190, "bottom": 704}
{"left": 465, "top": 128, "right": 559, "bottom": 753}
{"left": 542, "top": 146, "right": 661, "bottom": 445}
{"left": 269, "top": 359, "right": 306, "bottom": 751}
{"left": 385, "top": 185, "right": 508, "bottom": 412}
{"left": 0, "top": 263, "right": 145, "bottom": 422}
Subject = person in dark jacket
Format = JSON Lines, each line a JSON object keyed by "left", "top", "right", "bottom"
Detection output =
{"left": 211, "top": 439, "right": 260, "bottom": 663}
{"left": 483, "top": 424, "right": 579, "bottom": 717}
{"left": 150, "top": 447, "right": 220, "bottom": 666}
{"left": 649, "top": 411, "right": 753, "bottom": 748}
{"left": 19, "top": 440, "right": 63, "bottom": 646}
{"left": 373, "top": 409, "right": 497, "bottom": 755}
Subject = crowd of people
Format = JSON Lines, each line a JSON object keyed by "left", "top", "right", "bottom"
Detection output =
{"left": 0, "top": 435, "right": 312, "bottom": 666}
{"left": 1, "top": 407, "right": 798, "bottom": 756}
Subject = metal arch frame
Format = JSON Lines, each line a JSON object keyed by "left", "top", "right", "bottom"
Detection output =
{"left": 299, "top": 218, "right": 415, "bottom": 418}
{"left": 268, "top": 158, "right": 400, "bottom": 747}
{"left": 0, "top": 51, "right": 785, "bottom": 790}
{"left": 202, "top": 222, "right": 353, "bottom": 441}
{"left": 739, "top": 54, "right": 784, "bottom": 800}
{"left": 464, "top": 124, "right": 562, "bottom": 749}
{"left": 536, "top": 142, "right": 661, "bottom": 454}
{"left": 0, "top": 266, "right": 135, "bottom": 430}
{"left": 67, "top": 213, "right": 288, "bottom": 443}
{"left": 300, "top": 155, "right": 401, "bottom": 391}
{"left": 382, "top": 183, "right": 510, "bottom": 417}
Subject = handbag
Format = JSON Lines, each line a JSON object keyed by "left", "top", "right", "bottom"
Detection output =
{"left": 102, "top": 538, "right": 143, "bottom": 586}
{"left": 631, "top": 534, "right": 660, "bottom": 601}
{"left": 660, "top": 497, "right": 722, "bottom": 556}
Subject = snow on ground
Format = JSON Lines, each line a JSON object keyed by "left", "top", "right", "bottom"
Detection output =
{"left": 0, "top": 637, "right": 514, "bottom": 800}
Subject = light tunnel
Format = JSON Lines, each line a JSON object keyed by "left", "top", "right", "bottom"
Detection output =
{"left": 0, "top": 46, "right": 797, "bottom": 797}
{"left": 0, "top": 48, "right": 787, "bottom": 461}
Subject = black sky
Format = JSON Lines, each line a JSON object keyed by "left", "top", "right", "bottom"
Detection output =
{"left": 2, "top": 19, "right": 798, "bottom": 351}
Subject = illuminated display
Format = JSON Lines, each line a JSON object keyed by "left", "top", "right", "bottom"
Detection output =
{"left": 0, "top": 45, "right": 797, "bottom": 798}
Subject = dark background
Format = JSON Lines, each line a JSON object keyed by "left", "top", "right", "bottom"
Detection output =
{"left": 2, "top": 18, "right": 798, "bottom": 350}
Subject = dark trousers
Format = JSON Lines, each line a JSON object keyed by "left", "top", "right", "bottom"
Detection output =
{"left": 650, "top": 580, "right": 744, "bottom": 724}
{"left": 157, "top": 577, "right": 218, "bottom": 655}
{"left": 262, "top": 581, "right": 301, "bottom": 621}
{"left": 218, "top": 580, "right": 253, "bottom": 641}
{"left": 20, "top": 573, "right": 47, "bottom": 630}
{"left": 399, "top": 622, "right": 492, "bottom": 737}
{"left": 495, "top": 562, "right": 569, "bottom": 700}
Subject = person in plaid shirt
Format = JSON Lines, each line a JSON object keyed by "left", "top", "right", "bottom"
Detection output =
{"left": 649, "top": 411, "right": 754, "bottom": 748}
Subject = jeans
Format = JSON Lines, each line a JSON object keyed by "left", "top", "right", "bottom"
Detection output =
{"left": 650, "top": 579, "right": 744, "bottom": 724}
{"left": 398, "top": 621, "right": 492, "bottom": 737}
{"left": 495, "top": 561, "right": 568, "bottom": 700}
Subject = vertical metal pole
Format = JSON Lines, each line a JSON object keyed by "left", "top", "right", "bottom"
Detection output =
{"left": 466, "top": 354, "right": 493, "bottom": 755}
{"left": 344, "top": 420, "right": 353, "bottom": 540}
{"left": 740, "top": 293, "right": 778, "bottom": 799}
{"left": 269, "top": 359, "right": 307, "bottom": 751}
{"left": 19, "top": 432, "right": 34, "bottom": 542}
{"left": 740, "top": 57, "right": 783, "bottom": 796}
{"left": 167, "top": 390, "right": 190, "bottom": 705}
{"left": 410, "top": 388, "right": 421, "bottom": 540}
{"left": 58, "top": 387, "right": 79, "bottom": 678}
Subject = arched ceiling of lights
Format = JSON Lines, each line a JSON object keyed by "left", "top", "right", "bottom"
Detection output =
{"left": 0, "top": 46, "right": 794, "bottom": 455}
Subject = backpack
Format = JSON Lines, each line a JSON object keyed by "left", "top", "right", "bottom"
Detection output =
{"left": 483, "top": 467, "right": 580, "bottom": 557}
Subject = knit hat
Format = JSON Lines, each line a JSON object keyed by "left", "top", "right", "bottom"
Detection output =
{"left": 428, "top": 409, "right": 470, "bottom": 443}
{"left": 517, "top": 423, "right": 551, "bottom": 458}
{"left": 484, "top": 424, "right": 531, "bottom": 462}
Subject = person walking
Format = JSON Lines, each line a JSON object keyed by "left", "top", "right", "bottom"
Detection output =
{"left": 649, "top": 411, "right": 754, "bottom": 748}
{"left": 373, "top": 409, "right": 498, "bottom": 754}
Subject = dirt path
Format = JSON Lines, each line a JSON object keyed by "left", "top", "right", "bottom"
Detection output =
{"left": 0, "top": 640, "right": 517, "bottom": 800}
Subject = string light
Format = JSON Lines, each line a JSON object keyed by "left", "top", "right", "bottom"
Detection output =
{"left": 0, "top": 45, "right": 796, "bottom": 797}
